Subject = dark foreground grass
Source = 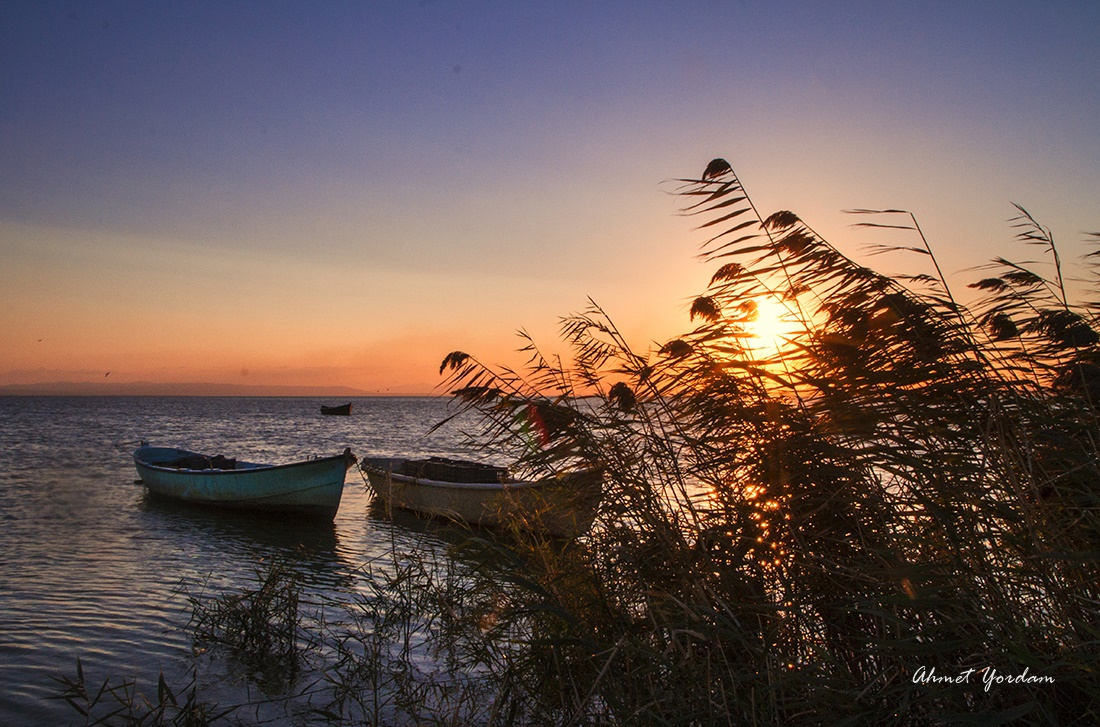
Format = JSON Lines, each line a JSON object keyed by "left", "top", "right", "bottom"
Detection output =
{"left": 51, "top": 658, "right": 234, "bottom": 726}
{"left": 54, "top": 160, "right": 1099, "bottom": 725}
{"left": 430, "top": 159, "right": 1100, "bottom": 725}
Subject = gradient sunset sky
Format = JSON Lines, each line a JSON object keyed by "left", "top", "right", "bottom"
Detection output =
{"left": 3, "top": 1, "right": 1098, "bottom": 394}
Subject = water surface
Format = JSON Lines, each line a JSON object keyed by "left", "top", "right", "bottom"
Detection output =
{"left": 0, "top": 396, "right": 478, "bottom": 724}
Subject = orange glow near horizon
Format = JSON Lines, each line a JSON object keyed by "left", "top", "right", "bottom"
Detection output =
{"left": 0, "top": 211, "right": 701, "bottom": 396}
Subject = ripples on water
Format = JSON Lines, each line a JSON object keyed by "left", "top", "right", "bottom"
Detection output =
{"left": 0, "top": 396, "right": 481, "bottom": 724}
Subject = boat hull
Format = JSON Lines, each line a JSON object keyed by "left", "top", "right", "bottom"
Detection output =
{"left": 362, "top": 458, "right": 602, "bottom": 538}
{"left": 134, "top": 446, "right": 355, "bottom": 521}
{"left": 320, "top": 403, "right": 352, "bottom": 416}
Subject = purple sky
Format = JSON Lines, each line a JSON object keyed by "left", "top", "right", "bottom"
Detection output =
{"left": 3, "top": 1, "right": 1098, "bottom": 393}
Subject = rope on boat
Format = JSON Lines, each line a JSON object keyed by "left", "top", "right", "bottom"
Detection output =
{"left": 355, "top": 459, "right": 373, "bottom": 493}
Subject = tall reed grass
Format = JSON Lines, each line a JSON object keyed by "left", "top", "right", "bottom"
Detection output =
{"left": 431, "top": 159, "right": 1100, "bottom": 724}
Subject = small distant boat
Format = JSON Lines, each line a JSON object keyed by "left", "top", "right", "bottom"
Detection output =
{"left": 320, "top": 403, "right": 352, "bottom": 416}
{"left": 134, "top": 444, "right": 357, "bottom": 521}
{"left": 361, "top": 456, "right": 602, "bottom": 538}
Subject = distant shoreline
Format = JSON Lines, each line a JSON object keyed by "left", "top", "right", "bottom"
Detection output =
{"left": 0, "top": 382, "right": 426, "bottom": 397}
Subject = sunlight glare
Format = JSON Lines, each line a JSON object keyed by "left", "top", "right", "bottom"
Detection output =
{"left": 744, "top": 296, "right": 803, "bottom": 356}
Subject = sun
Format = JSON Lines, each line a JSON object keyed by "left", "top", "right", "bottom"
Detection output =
{"left": 743, "top": 296, "right": 804, "bottom": 356}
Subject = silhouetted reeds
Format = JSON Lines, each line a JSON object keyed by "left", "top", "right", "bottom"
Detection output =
{"left": 430, "top": 160, "right": 1100, "bottom": 724}
{"left": 185, "top": 558, "right": 312, "bottom": 691}
{"left": 50, "top": 658, "right": 233, "bottom": 726}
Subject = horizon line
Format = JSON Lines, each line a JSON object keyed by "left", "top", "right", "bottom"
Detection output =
{"left": 0, "top": 380, "right": 440, "bottom": 397}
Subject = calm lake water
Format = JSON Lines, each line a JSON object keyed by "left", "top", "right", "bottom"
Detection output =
{"left": 0, "top": 396, "right": 481, "bottom": 725}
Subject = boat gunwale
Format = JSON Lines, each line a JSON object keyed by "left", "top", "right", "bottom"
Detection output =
{"left": 134, "top": 447, "right": 353, "bottom": 477}
{"left": 361, "top": 459, "right": 599, "bottom": 492}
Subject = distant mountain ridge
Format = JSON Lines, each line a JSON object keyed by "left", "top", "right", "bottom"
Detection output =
{"left": 0, "top": 381, "right": 375, "bottom": 397}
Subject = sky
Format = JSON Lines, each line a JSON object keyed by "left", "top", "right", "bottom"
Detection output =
{"left": 2, "top": 1, "right": 1099, "bottom": 395}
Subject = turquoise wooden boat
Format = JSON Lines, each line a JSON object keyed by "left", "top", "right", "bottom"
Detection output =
{"left": 134, "top": 444, "right": 356, "bottom": 520}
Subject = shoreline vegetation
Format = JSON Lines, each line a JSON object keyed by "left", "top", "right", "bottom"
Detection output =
{"left": 53, "top": 160, "right": 1098, "bottom": 725}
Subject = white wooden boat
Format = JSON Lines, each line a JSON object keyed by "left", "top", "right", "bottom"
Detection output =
{"left": 134, "top": 444, "right": 356, "bottom": 521}
{"left": 361, "top": 456, "right": 602, "bottom": 538}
